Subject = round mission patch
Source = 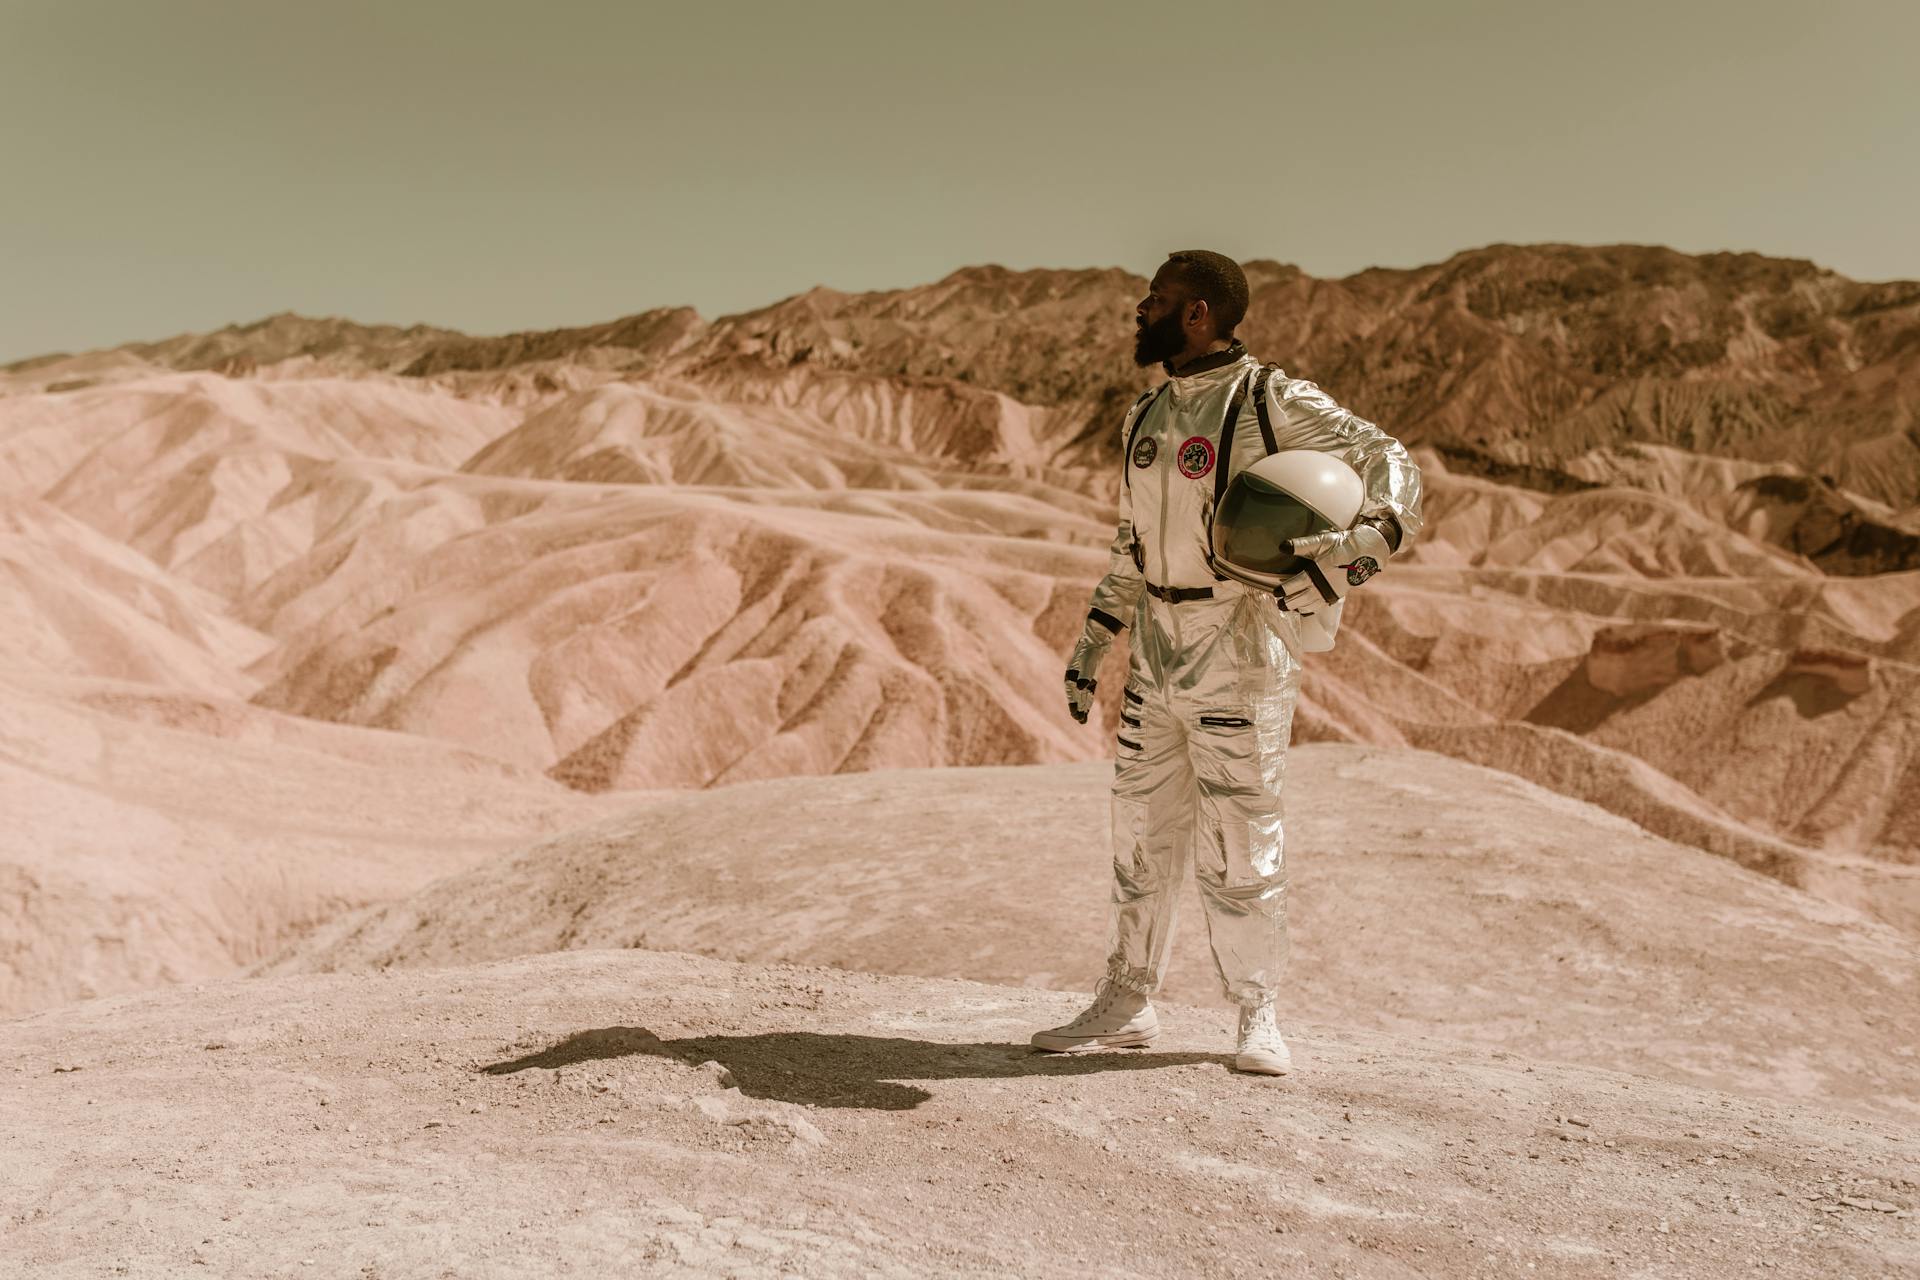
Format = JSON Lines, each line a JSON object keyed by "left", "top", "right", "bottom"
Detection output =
{"left": 1131, "top": 436, "right": 1158, "bottom": 468}
{"left": 1176, "top": 436, "right": 1215, "bottom": 479}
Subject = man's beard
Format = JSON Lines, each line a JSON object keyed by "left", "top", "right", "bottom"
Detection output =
{"left": 1132, "top": 309, "right": 1186, "bottom": 368}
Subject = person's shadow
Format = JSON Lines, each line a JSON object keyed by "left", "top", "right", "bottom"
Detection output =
{"left": 478, "top": 1027, "right": 1229, "bottom": 1110}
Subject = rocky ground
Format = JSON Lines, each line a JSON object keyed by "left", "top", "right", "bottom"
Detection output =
{"left": 4, "top": 949, "right": 1915, "bottom": 1278}
{"left": 266, "top": 747, "right": 1920, "bottom": 1127}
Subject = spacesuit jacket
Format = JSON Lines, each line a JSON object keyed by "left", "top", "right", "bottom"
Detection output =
{"left": 1089, "top": 342, "right": 1424, "bottom": 652}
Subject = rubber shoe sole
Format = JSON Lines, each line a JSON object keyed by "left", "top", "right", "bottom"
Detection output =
{"left": 1030, "top": 1021, "right": 1160, "bottom": 1053}
{"left": 1232, "top": 1048, "right": 1291, "bottom": 1076}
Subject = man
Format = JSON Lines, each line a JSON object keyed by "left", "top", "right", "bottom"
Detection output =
{"left": 1032, "top": 250, "right": 1423, "bottom": 1075}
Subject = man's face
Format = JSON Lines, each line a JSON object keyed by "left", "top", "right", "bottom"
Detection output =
{"left": 1133, "top": 268, "right": 1192, "bottom": 368}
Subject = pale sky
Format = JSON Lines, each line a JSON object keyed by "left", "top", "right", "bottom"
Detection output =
{"left": 3, "top": 0, "right": 1914, "bottom": 362}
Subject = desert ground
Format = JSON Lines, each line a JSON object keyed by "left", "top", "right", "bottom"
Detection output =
{"left": 4, "top": 246, "right": 1918, "bottom": 1276}
{"left": 6, "top": 951, "right": 1915, "bottom": 1278}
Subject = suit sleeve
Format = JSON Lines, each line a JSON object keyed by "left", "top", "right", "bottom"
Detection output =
{"left": 1264, "top": 376, "right": 1424, "bottom": 552}
{"left": 1086, "top": 410, "right": 1148, "bottom": 633}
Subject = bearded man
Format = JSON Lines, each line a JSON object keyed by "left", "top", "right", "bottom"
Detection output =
{"left": 1031, "top": 250, "right": 1423, "bottom": 1075}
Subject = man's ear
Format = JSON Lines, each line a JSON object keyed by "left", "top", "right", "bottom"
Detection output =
{"left": 1187, "top": 297, "right": 1210, "bottom": 334}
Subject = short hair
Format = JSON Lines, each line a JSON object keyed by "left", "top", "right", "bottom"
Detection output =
{"left": 1164, "top": 250, "right": 1249, "bottom": 337}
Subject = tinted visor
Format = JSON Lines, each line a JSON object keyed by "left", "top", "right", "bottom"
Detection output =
{"left": 1212, "top": 471, "right": 1337, "bottom": 576}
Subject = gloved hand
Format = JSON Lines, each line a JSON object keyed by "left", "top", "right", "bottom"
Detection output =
{"left": 1279, "top": 519, "right": 1395, "bottom": 615}
{"left": 1064, "top": 609, "right": 1123, "bottom": 723}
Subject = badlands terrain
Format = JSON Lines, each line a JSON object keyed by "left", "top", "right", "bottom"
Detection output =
{"left": 3, "top": 244, "right": 1918, "bottom": 1275}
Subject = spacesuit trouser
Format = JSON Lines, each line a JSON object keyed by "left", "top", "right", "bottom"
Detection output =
{"left": 1105, "top": 589, "right": 1300, "bottom": 1008}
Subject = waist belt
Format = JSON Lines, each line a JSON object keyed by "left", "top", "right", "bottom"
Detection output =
{"left": 1144, "top": 581, "right": 1214, "bottom": 603}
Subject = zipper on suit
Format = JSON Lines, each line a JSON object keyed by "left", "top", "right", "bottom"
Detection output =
{"left": 1157, "top": 392, "right": 1181, "bottom": 654}
{"left": 1156, "top": 435, "right": 1172, "bottom": 590}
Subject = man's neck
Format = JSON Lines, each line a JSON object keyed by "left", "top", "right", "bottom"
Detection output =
{"left": 1166, "top": 338, "right": 1244, "bottom": 377}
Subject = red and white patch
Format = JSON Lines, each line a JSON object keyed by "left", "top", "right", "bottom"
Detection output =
{"left": 1176, "top": 436, "right": 1215, "bottom": 479}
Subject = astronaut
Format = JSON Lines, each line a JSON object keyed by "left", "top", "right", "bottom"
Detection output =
{"left": 1031, "top": 250, "right": 1424, "bottom": 1075}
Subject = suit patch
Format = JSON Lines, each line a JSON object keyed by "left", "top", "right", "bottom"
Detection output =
{"left": 1343, "top": 556, "right": 1381, "bottom": 586}
{"left": 1131, "top": 437, "right": 1158, "bottom": 468}
{"left": 1176, "top": 436, "right": 1215, "bottom": 479}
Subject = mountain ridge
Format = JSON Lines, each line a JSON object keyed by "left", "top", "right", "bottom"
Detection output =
{"left": 15, "top": 243, "right": 1917, "bottom": 514}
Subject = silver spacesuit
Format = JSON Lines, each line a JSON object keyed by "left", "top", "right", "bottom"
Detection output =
{"left": 1068, "top": 339, "right": 1423, "bottom": 1009}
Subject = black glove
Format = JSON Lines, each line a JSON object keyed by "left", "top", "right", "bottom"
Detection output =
{"left": 1063, "top": 609, "right": 1123, "bottom": 723}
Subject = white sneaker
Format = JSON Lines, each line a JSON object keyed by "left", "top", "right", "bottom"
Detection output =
{"left": 1030, "top": 980, "right": 1158, "bottom": 1052}
{"left": 1233, "top": 1000, "right": 1291, "bottom": 1075}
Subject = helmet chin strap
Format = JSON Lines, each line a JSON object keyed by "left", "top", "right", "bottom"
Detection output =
{"left": 1292, "top": 557, "right": 1341, "bottom": 608}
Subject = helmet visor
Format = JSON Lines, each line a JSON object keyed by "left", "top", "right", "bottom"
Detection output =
{"left": 1212, "top": 471, "right": 1337, "bottom": 577}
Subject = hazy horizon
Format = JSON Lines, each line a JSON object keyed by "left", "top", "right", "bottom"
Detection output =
{"left": 4, "top": 0, "right": 1915, "bottom": 363}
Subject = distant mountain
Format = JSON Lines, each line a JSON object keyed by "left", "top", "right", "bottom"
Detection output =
{"left": 127, "top": 311, "right": 465, "bottom": 374}
{"left": 35, "top": 245, "right": 1916, "bottom": 515}
{"left": 659, "top": 248, "right": 1920, "bottom": 512}
{"left": 397, "top": 306, "right": 705, "bottom": 376}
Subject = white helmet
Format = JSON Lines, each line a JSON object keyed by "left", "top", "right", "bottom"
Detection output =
{"left": 1210, "top": 450, "right": 1364, "bottom": 591}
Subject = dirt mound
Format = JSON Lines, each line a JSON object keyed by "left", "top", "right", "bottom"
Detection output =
{"left": 5, "top": 949, "right": 1913, "bottom": 1278}
{"left": 0, "top": 497, "right": 269, "bottom": 693}
{"left": 0, "top": 668, "right": 624, "bottom": 1017}
{"left": 0, "top": 372, "right": 517, "bottom": 605}
{"left": 268, "top": 747, "right": 1920, "bottom": 1123}
{"left": 455, "top": 375, "right": 1067, "bottom": 490}
{"left": 240, "top": 475, "right": 1113, "bottom": 783}
{"left": 1310, "top": 582, "right": 1920, "bottom": 891}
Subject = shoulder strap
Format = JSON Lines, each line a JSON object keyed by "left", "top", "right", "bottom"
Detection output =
{"left": 1121, "top": 384, "right": 1165, "bottom": 488}
{"left": 1252, "top": 362, "right": 1280, "bottom": 455}
{"left": 1211, "top": 370, "right": 1253, "bottom": 510}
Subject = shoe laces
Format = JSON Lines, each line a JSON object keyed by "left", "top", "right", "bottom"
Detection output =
{"left": 1070, "top": 979, "right": 1122, "bottom": 1029}
{"left": 1237, "top": 1000, "right": 1281, "bottom": 1049}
